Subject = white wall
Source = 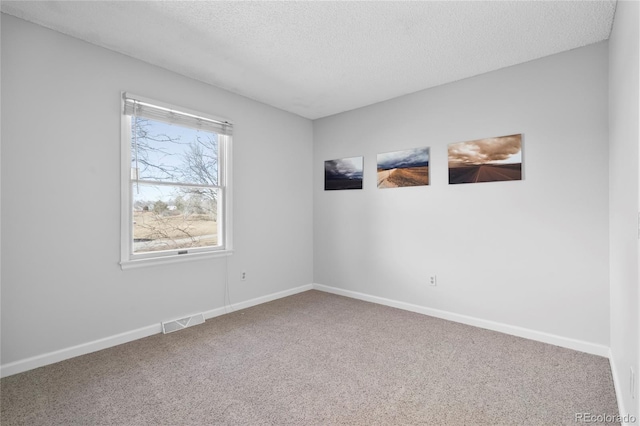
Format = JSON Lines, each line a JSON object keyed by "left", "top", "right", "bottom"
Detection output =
{"left": 609, "top": 0, "right": 640, "bottom": 419}
{"left": 0, "top": 15, "right": 313, "bottom": 366}
{"left": 1, "top": 8, "right": 628, "bottom": 392}
{"left": 314, "top": 42, "right": 610, "bottom": 347}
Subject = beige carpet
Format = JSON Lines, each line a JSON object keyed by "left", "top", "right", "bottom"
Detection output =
{"left": 1, "top": 290, "right": 619, "bottom": 425}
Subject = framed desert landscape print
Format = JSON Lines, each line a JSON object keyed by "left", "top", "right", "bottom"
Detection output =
{"left": 377, "top": 147, "right": 429, "bottom": 188}
{"left": 448, "top": 134, "right": 522, "bottom": 184}
{"left": 324, "top": 156, "right": 364, "bottom": 190}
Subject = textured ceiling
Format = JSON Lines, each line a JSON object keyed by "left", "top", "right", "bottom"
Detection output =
{"left": 1, "top": 1, "right": 617, "bottom": 119}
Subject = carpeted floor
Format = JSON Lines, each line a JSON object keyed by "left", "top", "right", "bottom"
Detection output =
{"left": 1, "top": 290, "right": 619, "bottom": 425}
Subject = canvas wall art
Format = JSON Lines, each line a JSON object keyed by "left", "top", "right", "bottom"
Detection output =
{"left": 448, "top": 134, "right": 522, "bottom": 184}
{"left": 377, "top": 147, "right": 429, "bottom": 188}
{"left": 324, "top": 156, "right": 364, "bottom": 190}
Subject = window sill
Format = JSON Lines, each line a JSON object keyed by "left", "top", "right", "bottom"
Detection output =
{"left": 120, "top": 249, "right": 233, "bottom": 270}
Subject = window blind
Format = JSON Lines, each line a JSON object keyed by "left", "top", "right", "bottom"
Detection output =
{"left": 123, "top": 93, "right": 232, "bottom": 136}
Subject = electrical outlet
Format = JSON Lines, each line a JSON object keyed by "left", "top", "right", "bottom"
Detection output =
{"left": 241, "top": 272, "right": 247, "bottom": 281}
{"left": 429, "top": 275, "right": 437, "bottom": 286}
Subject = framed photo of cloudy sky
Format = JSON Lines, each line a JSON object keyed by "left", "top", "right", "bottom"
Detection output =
{"left": 377, "top": 147, "right": 429, "bottom": 188}
{"left": 448, "top": 134, "right": 522, "bottom": 184}
{"left": 324, "top": 156, "right": 364, "bottom": 190}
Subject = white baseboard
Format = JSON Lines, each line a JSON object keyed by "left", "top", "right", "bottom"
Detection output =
{"left": 0, "top": 283, "right": 314, "bottom": 378}
{"left": 1, "top": 283, "right": 610, "bottom": 379}
{"left": 312, "top": 283, "right": 610, "bottom": 358}
{"left": 609, "top": 352, "right": 626, "bottom": 423}
{"left": 609, "top": 350, "right": 638, "bottom": 425}
{"left": 0, "top": 324, "right": 161, "bottom": 379}
{"left": 202, "top": 284, "right": 314, "bottom": 320}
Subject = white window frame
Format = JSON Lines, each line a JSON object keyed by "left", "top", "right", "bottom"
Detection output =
{"left": 120, "top": 92, "right": 233, "bottom": 269}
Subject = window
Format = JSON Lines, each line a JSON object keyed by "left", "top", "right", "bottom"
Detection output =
{"left": 120, "top": 93, "right": 232, "bottom": 268}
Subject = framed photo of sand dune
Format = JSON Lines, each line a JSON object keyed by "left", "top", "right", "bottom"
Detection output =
{"left": 448, "top": 134, "right": 522, "bottom": 185}
{"left": 324, "top": 156, "right": 364, "bottom": 190}
{"left": 377, "top": 147, "right": 429, "bottom": 188}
